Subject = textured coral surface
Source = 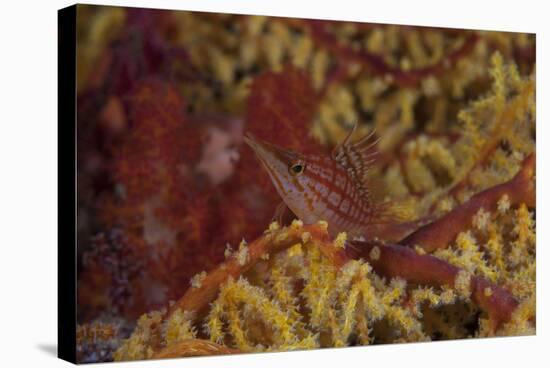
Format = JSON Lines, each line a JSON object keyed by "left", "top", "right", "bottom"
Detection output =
{"left": 75, "top": 5, "right": 535, "bottom": 363}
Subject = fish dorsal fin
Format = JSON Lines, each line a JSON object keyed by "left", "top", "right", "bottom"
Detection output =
{"left": 331, "top": 124, "right": 380, "bottom": 200}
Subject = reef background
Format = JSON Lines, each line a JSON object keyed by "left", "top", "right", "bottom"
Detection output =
{"left": 74, "top": 5, "right": 535, "bottom": 363}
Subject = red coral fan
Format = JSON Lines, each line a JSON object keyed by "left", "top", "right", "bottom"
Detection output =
{"left": 244, "top": 67, "right": 320, "bottom": 151}
{"left": 236, "top": 67, "right": 323, "bottom": 199}
{"left": 110, "top": 80, "right": 187, "bottom": 202}
{"left": 83, "top": 79, "right": 216, "bottom": 317}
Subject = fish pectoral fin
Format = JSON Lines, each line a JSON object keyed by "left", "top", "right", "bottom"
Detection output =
{"left": 360, "top": 215, "right": 435, "bottom": 243}
{"left": 271, "top": 202, "right": 296, "bottom": 226}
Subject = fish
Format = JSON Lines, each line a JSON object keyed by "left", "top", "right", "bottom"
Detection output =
{"left": 244, "top": 125, "right": 427, "bottom": 241}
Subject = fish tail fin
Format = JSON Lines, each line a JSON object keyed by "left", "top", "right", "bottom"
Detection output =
{"left": 375, "top": 196, "right": 418, "bottom": 223}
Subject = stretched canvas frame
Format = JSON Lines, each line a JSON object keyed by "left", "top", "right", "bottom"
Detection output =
{"left": 58, "top": 3, "right": 536, "bottom": 364}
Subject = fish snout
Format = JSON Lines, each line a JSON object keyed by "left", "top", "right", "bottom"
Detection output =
{"left": 243, "top": 132, "right": 263, "bottom": 154}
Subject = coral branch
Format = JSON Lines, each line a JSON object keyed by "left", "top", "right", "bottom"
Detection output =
{"left": 153, "top": 339, "right": 240, "bottom": 359}
{"left": 168, "top": 222, "right": 336, "bottom": 317}
{"left": 445, "top": 79, "right": 535, "bottom": 200}
{"left": 348, "top": 241, "right": 518, "bottom": 329}
{"left": 306, "top": 20, "right": 479, "bottom": 87}
{"left": 401, "top": 153, "right": 535, "bottom": 252}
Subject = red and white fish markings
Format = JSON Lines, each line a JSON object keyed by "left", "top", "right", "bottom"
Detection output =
{"left": 244, "top": 127, "right": 416, "bottom": 239}
{"left": 298, "top": 153, "right": 373, "bottom": 235}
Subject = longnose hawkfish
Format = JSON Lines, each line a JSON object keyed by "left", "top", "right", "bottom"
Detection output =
{"left": 244, "top": 125, "right": 429, "bottom": 242}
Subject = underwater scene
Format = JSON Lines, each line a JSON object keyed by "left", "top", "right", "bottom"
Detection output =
{"left": 75, "top": 5, "right": 536, "bottom": 363}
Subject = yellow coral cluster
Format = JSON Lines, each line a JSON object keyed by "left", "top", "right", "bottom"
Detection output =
{"left": 114, "top": 231, "right": 429, "bottom": 360}
{"left": 380, "top": 52, "right": 535, "bottom": 217}
{"left": 114, "top": 194, "right": 534, "bottom": 360}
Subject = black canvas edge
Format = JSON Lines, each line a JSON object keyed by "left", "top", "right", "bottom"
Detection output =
{"left": 58, "top": 4, "right": 77, "bottom": 364}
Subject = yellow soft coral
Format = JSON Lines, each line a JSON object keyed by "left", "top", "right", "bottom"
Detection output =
{"left": 435, "top": 231, "right": 498, "bottom": 282}
{"left": 115, "top": 205, "right": 535, "bottom": 361}
{"left": 164, "top": 310, "right": 196, "bottom": 345}
{"left": 114, "top": 311, "right": 163, "bottom": 361}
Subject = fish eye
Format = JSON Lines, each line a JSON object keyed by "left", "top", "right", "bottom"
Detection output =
{"left": 289, "top": 162, "right": 305, "bottom": 176}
